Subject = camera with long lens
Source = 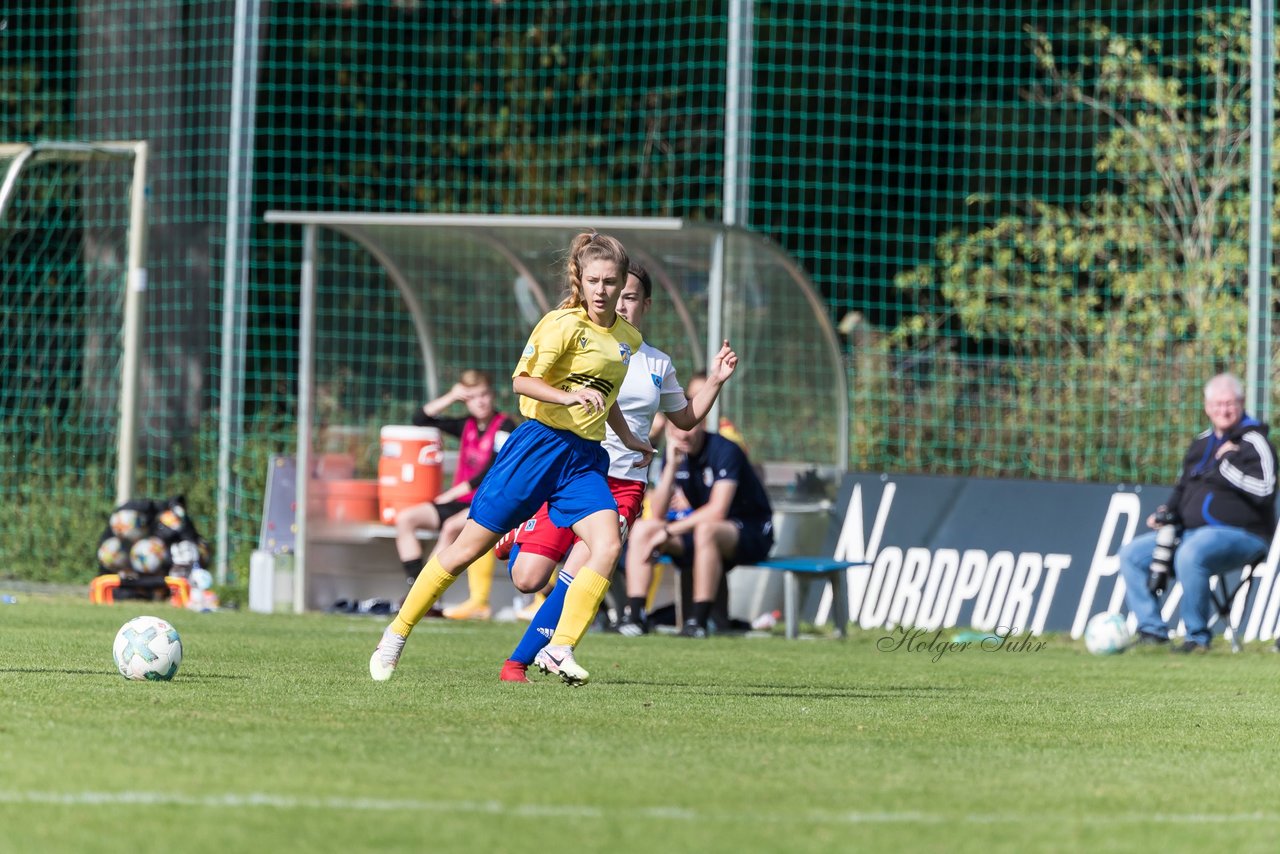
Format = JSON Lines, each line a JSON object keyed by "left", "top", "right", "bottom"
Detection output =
{"left": 1146, "top": 507, "right": 1181, "bottom": 595}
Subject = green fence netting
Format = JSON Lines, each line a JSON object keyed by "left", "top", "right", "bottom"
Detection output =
{"left": 0, "top": 1, "right": 1271, "bottom": 583}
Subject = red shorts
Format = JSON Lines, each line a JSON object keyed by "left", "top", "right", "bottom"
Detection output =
{"left": 512, "top": 477, "right": 646, "bottom": 562}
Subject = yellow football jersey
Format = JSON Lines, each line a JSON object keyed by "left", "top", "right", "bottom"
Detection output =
{"left": 513, "top": 307, "right": 642, "bottom": 440}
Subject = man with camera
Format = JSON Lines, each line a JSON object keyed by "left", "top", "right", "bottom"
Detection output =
{"left": 1118, "top": 373, "right": 1277, "bottom": 653}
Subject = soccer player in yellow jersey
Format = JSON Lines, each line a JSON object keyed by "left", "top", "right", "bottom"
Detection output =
{"left": 370, "top": 231, "right": 654, "bottom": 685}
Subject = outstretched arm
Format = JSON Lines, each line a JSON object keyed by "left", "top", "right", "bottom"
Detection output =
{"left": 666, "top": 340, "right": 739, "bottom": 430}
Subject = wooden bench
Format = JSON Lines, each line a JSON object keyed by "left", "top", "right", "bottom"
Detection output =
{"left": 309, "top": 520, "right": 438, "bottom": 546}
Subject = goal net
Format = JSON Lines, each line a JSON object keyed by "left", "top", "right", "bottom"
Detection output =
{"left": 0, "top": 141, "right": 147, "bottom": 580}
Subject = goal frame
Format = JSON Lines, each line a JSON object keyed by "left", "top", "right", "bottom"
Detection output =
{"left": 0, "top": 140, "right": 149, "bottom": 506}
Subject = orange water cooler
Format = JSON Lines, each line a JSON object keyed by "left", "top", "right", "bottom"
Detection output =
{"left": 378, "top": 425, "right": 443, "bottom": 524}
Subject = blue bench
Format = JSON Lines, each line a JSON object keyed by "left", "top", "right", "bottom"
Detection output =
{"left": 752, "top": 556, "right": 870, "bottom": 639}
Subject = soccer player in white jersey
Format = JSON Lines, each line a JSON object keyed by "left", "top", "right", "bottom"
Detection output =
{"left": 496, "top": 264, "right": 738, "bottom": 683}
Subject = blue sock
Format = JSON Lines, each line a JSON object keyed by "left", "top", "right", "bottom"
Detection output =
{"left": 509, "top": 571, "right": 572, "bottom": 665}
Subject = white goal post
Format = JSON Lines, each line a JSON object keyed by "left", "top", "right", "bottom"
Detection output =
{"left": 0, "top": 140, "right": 149, "bottom": 505}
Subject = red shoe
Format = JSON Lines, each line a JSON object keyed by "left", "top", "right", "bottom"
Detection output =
{"left": 499, "top": 659, "right": 529, "bottom": 683}
{"left": 493, "top": 527, "right": 519, "bottom": 561}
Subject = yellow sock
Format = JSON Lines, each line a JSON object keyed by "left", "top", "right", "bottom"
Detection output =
{"left": 465, "top": 549, "right": 495, "bottom": 606}
{"left": 646, "top": 562, "right": 664, "bottom": 612}
{"left": 549, "top": 567, "right": 611, "bottom": 647}
{"left": 390, "top": 558, "right": 457, "bottom": 636}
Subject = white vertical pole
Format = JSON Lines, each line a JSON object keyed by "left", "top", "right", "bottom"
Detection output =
{"left": 710, "top": 0, "right": 753, "bottom": 419}
{"left": 116, "top": 141, "right": 149, "bottom": 504}
{"left": 1249, "top": 0, "right": 1274, "bottom": 420}
{"left": 216, "top": 0, "right": 263, "bottom": 584}
{"left": 294, "top": 224, "right": 317, "bottom": 614}
{"left": 723, "top": 0, "right": 752, "bottom": 230}
{"left": 707, "top": 236, "right": 725, "bottom": 380}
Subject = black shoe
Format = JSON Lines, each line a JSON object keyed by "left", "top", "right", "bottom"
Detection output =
{"left": 1172, "top": 640, "right": 1210, "bottom": 654}
{"left": 679, "top": 619, "right": 708, "bottom": 639}
{"left": 1137, "top": 631, "right": 1170, "bottom": 646}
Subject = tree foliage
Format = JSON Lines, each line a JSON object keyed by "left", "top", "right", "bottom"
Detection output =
{"left": 256, "top": 1, "right": 725, "bottom": 217}
{"left": 884, "top": 10, "right": 1262, "bottom": 481}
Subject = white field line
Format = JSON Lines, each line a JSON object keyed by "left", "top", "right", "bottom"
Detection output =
{"left": 0, "top": 792, "right": 1278, "bottom": 826}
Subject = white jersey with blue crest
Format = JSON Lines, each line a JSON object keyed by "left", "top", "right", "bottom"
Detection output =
{"left": 601, "top": 342, "right": 687, "bottom": 481}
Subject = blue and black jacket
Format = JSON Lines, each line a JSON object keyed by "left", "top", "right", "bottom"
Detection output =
{"left": 1167, "top": 416, "right": 1278, "bottom": 541}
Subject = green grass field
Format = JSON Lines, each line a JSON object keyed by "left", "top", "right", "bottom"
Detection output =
{"left": 4, "top": 593, "right": 1280, "bottom": 853}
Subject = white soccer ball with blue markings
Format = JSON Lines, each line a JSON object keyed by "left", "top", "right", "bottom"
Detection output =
{"left": 1084, "top": 612, "right": 1132, "bottom": 656}
{"left": 112, "top": 615, "right": 182, "bottom": 681}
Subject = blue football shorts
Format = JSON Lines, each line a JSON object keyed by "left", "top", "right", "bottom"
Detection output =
{"left": 467, "top": 419, "right": 616, "bottom": 534}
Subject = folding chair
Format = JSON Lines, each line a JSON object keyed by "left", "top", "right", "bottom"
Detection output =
{"left": 1207, "top": 549, "right": 1268, "bottom": 653}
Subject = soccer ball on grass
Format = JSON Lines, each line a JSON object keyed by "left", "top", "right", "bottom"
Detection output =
{"left": 1083, "top": 612, "right": 1132, "bottom": 655}
{"left": 112, "top": 615, "right": 182, "bottom": 681}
